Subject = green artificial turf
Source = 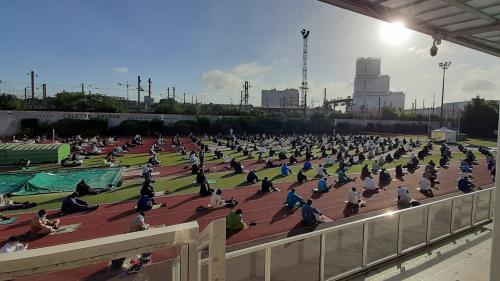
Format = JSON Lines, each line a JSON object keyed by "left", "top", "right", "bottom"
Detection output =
{"left": 459, "top": 138, "right": 497, "bottom": 148}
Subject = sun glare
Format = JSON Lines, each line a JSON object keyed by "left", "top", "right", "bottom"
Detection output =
{"left": 379, "top": 21, "right": 411, "bottom": 46}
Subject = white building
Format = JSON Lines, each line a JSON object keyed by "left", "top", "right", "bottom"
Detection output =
{"left": 261, "top": 88, "right": 300, "bottom": 108}
{"left": 352, "top": 57, "right": 405, "bottom": 114}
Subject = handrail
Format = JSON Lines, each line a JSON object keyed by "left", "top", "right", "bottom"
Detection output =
{"left": 226, "top": 187, "right": 494, "bottom": 260}
{"left": 0, "top": 221, "right": 199, "bottom": 280}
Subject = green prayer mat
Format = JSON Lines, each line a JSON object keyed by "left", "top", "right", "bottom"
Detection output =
{"left": 0, "top": 217, "right": 17, "bottom": 225}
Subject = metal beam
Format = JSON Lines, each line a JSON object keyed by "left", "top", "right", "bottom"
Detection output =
{"left": 445, "top": 22, "right": 500, "bottom": 36}
{"left": 440, "top": 0, "right": 498, "bottom": 23}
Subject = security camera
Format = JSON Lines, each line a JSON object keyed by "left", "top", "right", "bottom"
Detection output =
{"left": 430, "top": 44, "right": 438, "bottom": 56}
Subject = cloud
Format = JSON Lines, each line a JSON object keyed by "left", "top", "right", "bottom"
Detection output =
{"left": 455, "top": 66, "right": 500, "bottom": 100}
{"left": 202, "top": 70, "right": 241, "bottom": 90}
{"left": 461, "top": 79, "right": 496, "bottom": 92}
{"left": 113, "top": 67, "right": 128, "bottom": 74}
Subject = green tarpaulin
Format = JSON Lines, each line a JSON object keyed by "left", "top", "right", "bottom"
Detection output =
{"left": 0, "top": 167, "right": 123, "bottom": 195}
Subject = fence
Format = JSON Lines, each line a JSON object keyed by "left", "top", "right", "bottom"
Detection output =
{"left": 208, "top": 187, "right": 495, "bottom": 281}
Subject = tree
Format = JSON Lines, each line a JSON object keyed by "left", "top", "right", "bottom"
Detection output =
{"left": 0, "top": 94, "right": 22, "bottom": 110}
{"left": 461, "top": 96, "right": 499, "bottom": 138}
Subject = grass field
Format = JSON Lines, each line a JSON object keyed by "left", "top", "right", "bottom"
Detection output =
{"left": 459, "top": 138, "right": 497, "bottom": 148}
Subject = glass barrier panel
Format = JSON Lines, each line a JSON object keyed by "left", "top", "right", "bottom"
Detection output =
{"left": 429, "top": 200, "right": 452, "bottom": 241}
{"left": 453, "top": 196, "right": 473, "bottom": 231}
{"left": 400, "top": 207, "right": 428, "bottom": 251}
{"left": 324, "top": 224, "right": 363, "bottom": 279}
{"left": 490, "top": 190, "right": 495, "bottom": 218}
{"left": 366, "top": 214, "right": 398, "bottom": 264}
{"left": 270, "top": 236, "right": 321, "bottom": 281}
{"left": 14, "top": 245, "right": 181, "bottom": 281}
{"left": 474, "top": 192, "right": 491, "bottom": 223}
{"left": 226, "top": 250, "right": 266, "bottom": 281}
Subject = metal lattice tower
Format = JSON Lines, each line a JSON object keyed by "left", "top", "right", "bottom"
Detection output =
{"left": 242, "top": 81, "right": 250, "bottom": 106}
{"left": 300, "top": 29, "right": 310, "bottom": 113}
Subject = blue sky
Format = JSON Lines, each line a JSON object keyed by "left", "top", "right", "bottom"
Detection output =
{"left": 0, "top": 0, "right": 499, "bottom": 107}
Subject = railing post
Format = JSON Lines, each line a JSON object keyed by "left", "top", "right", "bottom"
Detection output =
{"left": 265, "top": 247, "right": 271, "bottom": 281}
{"left": 180, "top": 241, "right": 199, "bottom": 281}
{"left": 362, "top": 222, "right": 369, "bottom": 267}
{"left": 471, "top": 193, "right": 477, "bottom": 226}
{"left": 208, "top": 219, "right": 226, "bottom": 281}
{"left": 397, "top": 213, "right": 403, "bottom": 254}
{"left": 426, "top": 205, "right": 432, "bottom": 243}
{"left": 320, "top": 233, "right": 326, "bottom": 281}
{"left": 490, "top": 189, "right": 495, "bottom": 219}
{"left": 450, "top": 199, "right": 456, "bottom": 234}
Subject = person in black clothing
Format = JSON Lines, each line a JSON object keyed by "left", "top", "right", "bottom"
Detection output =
{"left": 199, "top": 178, "right": 214, "bottom": 196}
{"left": 247, "top": 170, "right": 259, "bottom": 183}
{"left": 379, "top": 168, "right": 392, "bottom": 185}
{"left": 196, "top": 170, "right": 207, "bottom": 185}
{"left": 361, "top": 164, "right": 371, "bottom": 178}
{"left": 261, "top": 177, "right": 279, "bottom": 193}
{"left": 191, "top": 163, "right": 199, "bottom": 175}
{"left": 61, "top": 192, "right": 99, "bottom": 214}
{"left": 297, "top": 170, "right": 307, "bottom": 183}
{"left": 141, "top": 182, "right": 155, "bottom": 198}
{"left": 76, "top": 179, "right": 110, "bottom": 196}
{"left": 395, "top": 164, "right": 405, "bottom": 179}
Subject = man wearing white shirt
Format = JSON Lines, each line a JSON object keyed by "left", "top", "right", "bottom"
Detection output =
{"left": 397, "top": 186, "right": 411, "bottom": 204}
{"left": 347, "top": 187, "right": 362, "bottom": 206}
{"left": 210, "top": 189, "right": 226, "bottom": 209}
{"left": 364, "top": 176, "right": 379, "bottom": 191}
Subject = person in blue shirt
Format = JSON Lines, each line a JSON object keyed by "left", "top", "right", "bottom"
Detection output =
{"left": 285, "top": 188, "right": 305, "bottom": 209}
{"left": 61, "top": 192, "right": 99, "bottom": 214}
{"left": 281, "top": 162, "right": 292, "bottom": 176}
{"left": 316, "top": 178, "right": 331, "bottom": 193}
{"left": 303, "top": 160, "right": 312, "bottom": 170}
{"left": 301, "top": 199, "right": 325, "bottom": 225}
{"left": 137, "top": 195, "right": 154, "bottom": 212}
{"left": 458, "top": 176, "right": 474, "bottom": 193}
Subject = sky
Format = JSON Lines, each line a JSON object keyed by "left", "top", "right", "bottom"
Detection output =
{"left": 0, "top": 0, "right": 499, "bottom": 108}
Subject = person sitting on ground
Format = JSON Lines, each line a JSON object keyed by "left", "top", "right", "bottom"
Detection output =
{"left": 378, "top": 168, "right": 392, "bottom": 185}
{"left": 301, "top": 199, "right": 325, "bottom": 225}
{"left": 199, "top": 178, "right": 214, "bottom": 197}
{"left": 281, "top": 162, "right": 292, "bottom": 176}
{"left": 371, "top": 161, "right": 380, "bottom": 174}
{"left": 297, "top": 170, "right": 308, "bottom": 183}
{"left": 347, "top": 187, "right": 364, "bottom": 207}
{"left": 378, "top": 155, "right": 385, "bottom": 167}
{"left": 265, "top": 157, "right": 275, "bottom": 168}
{"left": 364, "top": 175, "right": 379, "bottom": 191}
{"left": 246, "top": 170, "right": 259, "bottom": 183}
{"left": 261, "top": 177, "right": 279, "bottom": 193}
{"left": 395, "top": 164, "right": 405, "bottom": 179}
{"left": 30, "top": 209, "right": 60, "bottom": 235}
{"left": 128, "top": 212, "right": 149, "bottom": 232}
{"left": 316, "top": 177, "right": 331, "bottom": 193}
{"left": 226, "top": 209, "right": 246, "bottom": 232}
{"left": 406, "top": 155, "right": 419, "bottom": 171}
{"left": 286, "top": 188, "right": 305, "bottom": 209}
{"left": 76, "top": 179, "right": 110, "bottom": 196}
{"left": 361, "top": 164, "right": 371, "bottom": 178}
{"left": 460, "top": 159, "right": 473, "bottom": 174}
{"left": 210, "top": 189, "right": 227, "bottom": 209}
{"left": 303, "top": 160, "right": 312, "bottom": 170}
{"left": 385, "top": 153, "right": 393, "bottom": 163}
{"left": 325, "top": 156, "right": 334, "bottom": 167}
{"left": 137, "top": 194, "right": 155, "bottom": 212}
{"left": 289, "top": 154, "right": 298, "bottom": 165}
{"left": 148, "top": 155, "right": 161, "bottom": 167}
{"left": 337, "top": 168, "right": 355, "bottom": 184}
{"left": 233, "top": 160, "right": 244, "bottom": 174}
{"left": 458, "top": 175, "right": 475, "bottom": 193}
{"left": 397, "top": 186, "right": 413, "bottom": 205}
{"left": 61, "top": 192, "right": 99, "bottom": 214}
{"left": 0, "top": 193, "right": 37, "bottom": 211}
{"left": 316, "top": 164, "right": 326, "bottom": 177}
{"left": 1, "top": 236, "right": 28, "bottom": 253}
{"left": 141, "top": 181, "right": 155, "bottom": 198}
{"left": 196, "top": 170, "right": 207, "bottom": 185}
{"left": 419, "top": 176, "right": 432, "bottom": 193}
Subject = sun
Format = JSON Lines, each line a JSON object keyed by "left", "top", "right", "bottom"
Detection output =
{"left": 379, "top": 21, "right": 411, "bottom": 46}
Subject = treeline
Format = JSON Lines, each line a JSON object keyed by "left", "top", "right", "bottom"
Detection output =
{"left": 18, "top": 116, "right": 430, "bottom": 138}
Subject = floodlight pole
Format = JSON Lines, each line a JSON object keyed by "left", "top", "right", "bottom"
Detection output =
{"left": 491, "top": 111, "right": 500, "bottom": 281}
{"left": 438, "top": 61, "right": 451, "bottom": 127}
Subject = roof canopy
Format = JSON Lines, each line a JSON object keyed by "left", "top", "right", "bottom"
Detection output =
{"left": 433, "top": 127, "right": 456, "bottom": 132}
{"left": 319, "top": 0, "right": 500, "bottom": 57}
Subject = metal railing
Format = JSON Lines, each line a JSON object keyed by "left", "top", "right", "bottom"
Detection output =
{"left": 204, "top": 187, "right": 495, "bottom": 281}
